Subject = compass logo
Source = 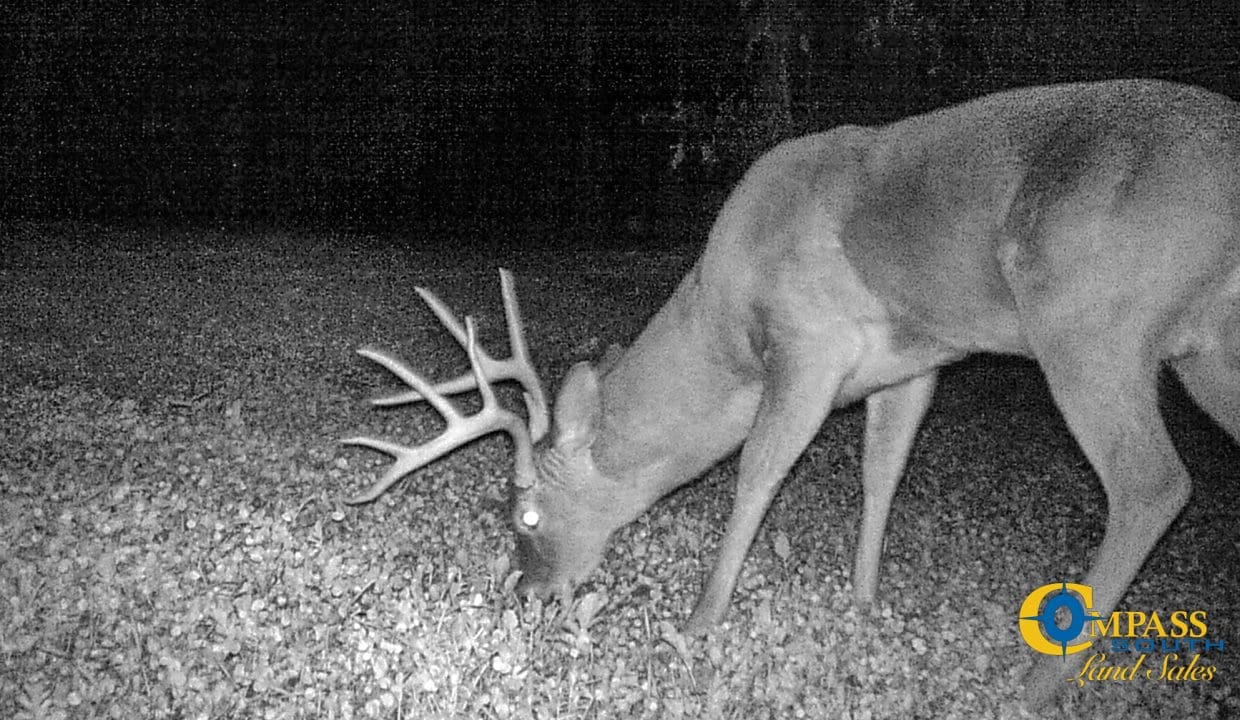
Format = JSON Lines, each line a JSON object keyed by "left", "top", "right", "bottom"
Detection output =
{"left": 1018, "top": 581, "right": 1101, "bottom": 656}
{"left": 1018, "top": 581, "right": 1224, "bottom": 686}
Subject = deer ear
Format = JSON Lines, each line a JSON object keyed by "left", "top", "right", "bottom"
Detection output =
{"left": 597, "top": 343, "right": 625, "bottom": 374}
{"left": 553, "top": 361, "right": 601, "bottom": 449}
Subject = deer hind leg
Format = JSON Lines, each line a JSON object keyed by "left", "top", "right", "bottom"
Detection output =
{"left": 1019, "top": 321, "right": 1191, "bottom": 699}
{"left": 852, "top": 371, "right": 938, "bottom": 604}
{"left": 1172, "top": 303, "right": 1240, "bottom": 444}
{"left": 683, "top": 330, "right": 860, "bottom": 632}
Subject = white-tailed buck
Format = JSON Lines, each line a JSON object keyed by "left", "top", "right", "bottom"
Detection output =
{"left": 346, "top": 79, "right": 1240, "bottom": 697}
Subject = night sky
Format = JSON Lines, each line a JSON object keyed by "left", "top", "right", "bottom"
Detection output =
{"left": 5, "top": 1, "right": 1239, "bottom": 245}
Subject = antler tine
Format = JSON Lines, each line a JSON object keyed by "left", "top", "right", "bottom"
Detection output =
{"left": 414, "top": 285, "right": 470, "bottom": 349}
{"left": 461, "top": 316, "right": 535, "bottom": 485}
{"left": 499, "top": 268, "right": 550, "bottom": 440}
{"left": 355, "top": 347, "right": 461, "bottom": 421}
{"left": 366, "top": 285, "right": 504, "bottom": 407}
{"left": 342, "top": 317, "right": 534, "bottom": 504}
{"left": 372, "top": 270, "right": 549, "bottom": 442}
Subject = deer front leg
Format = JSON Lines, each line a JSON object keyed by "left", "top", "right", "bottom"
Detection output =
{"left": 684, "top": 331, "right": 861, "bottom": 632}
{"left": 853, "top": 371, "right": 938, "bottom": 604}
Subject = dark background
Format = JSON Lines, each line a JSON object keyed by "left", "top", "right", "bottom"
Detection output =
{"left": 5, "top": 1, "right": 1239, "bottom": 248}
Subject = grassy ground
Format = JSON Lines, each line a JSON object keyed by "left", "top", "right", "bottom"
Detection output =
{"left": 1, "top": 224, "right": 1236, "bottom": 719}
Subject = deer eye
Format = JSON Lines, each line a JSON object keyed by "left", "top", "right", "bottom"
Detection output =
{"left": 520, "top": 509, "right": 541, "bottom": 529}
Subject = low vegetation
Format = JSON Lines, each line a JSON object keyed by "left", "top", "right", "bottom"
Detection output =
{"left": 1, "top": 225, "right": 1235, "bottom": 718}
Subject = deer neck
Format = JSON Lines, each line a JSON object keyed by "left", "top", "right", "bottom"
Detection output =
{"left": 591, "top": 269, "right": 761, "bottom": 501}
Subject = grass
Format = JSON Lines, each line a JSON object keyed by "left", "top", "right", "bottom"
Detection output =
{"left": 1, "top": 223, "right": 1236, "bottom": 719}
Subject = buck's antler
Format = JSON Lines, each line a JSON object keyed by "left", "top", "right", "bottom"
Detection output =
{"left": 342, "top": 317, "right": 536, "bottom": 504}
{"left": 342, "top": 270, "right": 547, "bottom": 503}
{"left": 372, "top": 269, "right": 549, "bottom": 441}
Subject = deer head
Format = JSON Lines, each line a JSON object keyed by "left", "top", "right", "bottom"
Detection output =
{"left": 343, "top": 270, "right": 623, "bottom": 600}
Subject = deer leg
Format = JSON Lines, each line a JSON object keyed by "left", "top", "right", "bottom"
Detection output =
{"left": 853, "top": 371, "right": 938, "bottom": 604}
{"left": 684, "top": 333, "right": 858, "bottom": 632}
{"left": 1173, "top": 345, "right": 1240, "bottom": 445}
{"left": 1022, "top": 330, "right": 1191, "bottom": 702}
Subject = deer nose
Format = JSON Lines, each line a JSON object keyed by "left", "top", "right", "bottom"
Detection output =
{"left": 515, "top": 572, "right": 573, "bottom": 603}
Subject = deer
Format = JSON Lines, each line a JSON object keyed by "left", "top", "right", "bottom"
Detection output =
{"left": 344, "top": 79, "right": 1240, "bottom": 700}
